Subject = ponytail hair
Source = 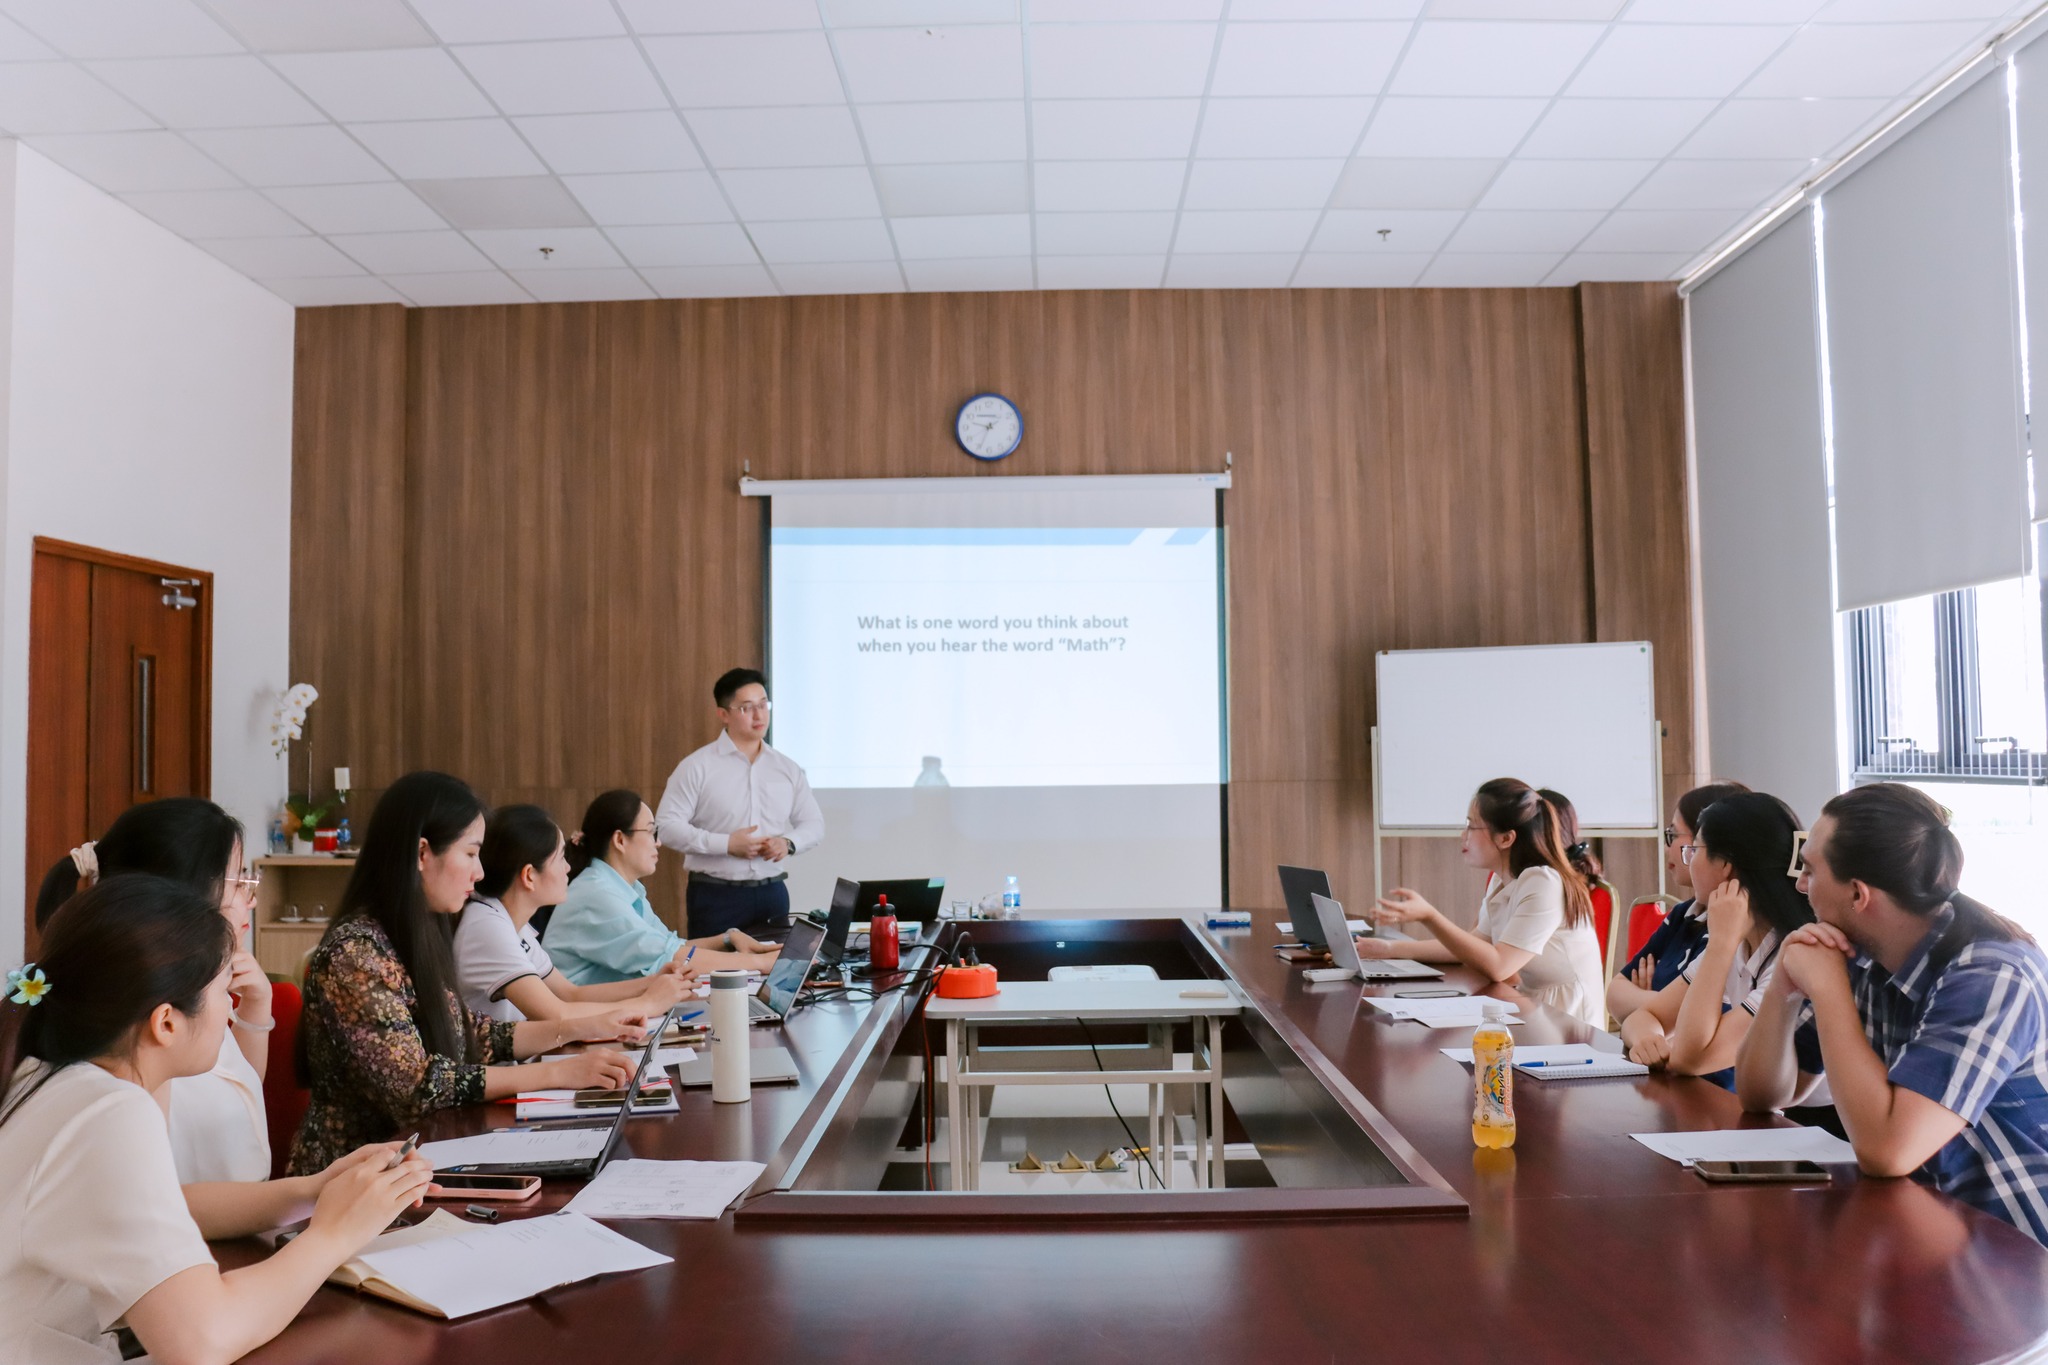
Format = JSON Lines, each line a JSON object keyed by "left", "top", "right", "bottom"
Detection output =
{"left": 1536, "top": 787, "right": 1604, "bottom": 882}
{"left": 566, "top": 790, "right": 645, "bottom": 880}
{"left": 1817, "top": 784, "right": 2023, "bottom": 957}
{"left": 34, "top": 797, "right": 243, "bottom": 931}
{"left": 2, "top": 875, "right": 232, "bottom": 1127}
{"left": 1473, "top": 778, "right": 1594, "bottom": 929}
{"left": 478, "top": 804, "right": 564, "bottom": 900}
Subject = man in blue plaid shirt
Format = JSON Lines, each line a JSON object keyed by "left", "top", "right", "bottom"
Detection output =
{"left": 1738, "top": 784, "right": 2048, "bottom": 1244}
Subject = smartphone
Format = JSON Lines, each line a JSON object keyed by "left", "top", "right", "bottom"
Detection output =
{"left": 574, "top": 1083, "right": 672, "bottom": 1107}
{"left": 1394, "top": 987, "right": 1463, "bottom": 999}
{"left": 1693, "top": 1160, "right": 1831, "bottom": 1184}
{"left": 427, "top": 1173, "right": 543, "bottom": 1200}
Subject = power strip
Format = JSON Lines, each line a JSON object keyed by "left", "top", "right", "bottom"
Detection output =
{"left": 1303, "top": 967, "right": 1358, "bottom": 984}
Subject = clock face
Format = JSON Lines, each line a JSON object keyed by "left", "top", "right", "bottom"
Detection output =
{"left": 955, "top": 393, "right": 1022, "bottom": 461}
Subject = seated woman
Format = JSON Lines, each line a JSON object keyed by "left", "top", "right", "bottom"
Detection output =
{"left": 1, "top": 874, "right": 436, "bottom": 1365}
{"left": 1370, "top": 778, "right": 1607, "bottom": 1027}
{"left": 1620, "top": 791, "right": 1813, "bottom": 1083}
{"left": 291, "top": 772, "right": 648, "bottom": 1175}
{"left": 543, "top": 789, "right": 779, "bottom": 987}
{"left": 455, "top": 804, "right": 689, "bottom": 1023}
{"left": 1605, "top": 781, "right": 1752, "bottom": 1026}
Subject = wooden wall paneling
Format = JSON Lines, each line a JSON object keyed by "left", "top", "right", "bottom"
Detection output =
{"left": 1226, "top": 779, "right": 1375, "bottom": 910}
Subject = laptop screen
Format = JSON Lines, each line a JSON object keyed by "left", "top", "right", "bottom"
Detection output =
{"left": 1277, "top": 865, "right": 1332, "bottom": 945}
{"left": 761, "top": 918, "right": 825, "bottom": 1017}
{"left": 817, "top": 877, "right": 859, "bottom": 966}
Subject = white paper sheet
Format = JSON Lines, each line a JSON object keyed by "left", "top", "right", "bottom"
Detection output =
{"left": 1278, "top": 919, "right": 1366, "bottom": 935}
{"left": 355, "top": 1212, "right": 670, "bottom": 1319}
{"left": 1441, "top": 1043, "right": 1621, "bottom": 1066}
{"left": 562, "top": 1158, "right": 767, "bottom": 1220}
{"left": 1630, "top": 1127, "right": 1858, "bottom": 1166}
{"left": 1366, "top": 995, "right": 1524, "bottom": 1028}
{"left": 420, "top": 1127, "right": 610, "bottom": 1170}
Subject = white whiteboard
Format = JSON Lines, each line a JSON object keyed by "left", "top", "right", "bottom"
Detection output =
{"left": 1375, "top": 643, "right": 1660, "bottom": 830}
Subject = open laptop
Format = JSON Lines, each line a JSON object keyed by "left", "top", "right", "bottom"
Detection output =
{"left": 852, "top": 876, "right": 944, "bottom": 922}
{"left": 812, "top": 877, "right": 860, "bottom": 970}
{"left": 747, "top": 915, "right": 824, "bottom": 1025}
{"left": 1278, "top": 865, "right": 1333, "bottom": 948}
{"left": 1311, "top": 893, "right": 1443, "bottom": 982}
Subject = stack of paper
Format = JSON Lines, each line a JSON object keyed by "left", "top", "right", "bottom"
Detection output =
{"left": 419, "top": 1127, "right": 609, "bottom": 1171}
{"left": 563, "top": 1159, "right": 767, "bottom": 1220}
{"left": 350, "top": 1212, "right": 670, "bottom": 1319}
{"left": 1278, "top": 918, "right": 1366, "bottom": 935}
{"left": 1631, "top": 1127, "right": 1857, "bottom": 1166}
{"left": 514, "top": 1087, "right": 680, "bottom": 1121}
{"left": 1437, "top": 1043, "right": 1647, "bottom": 1079}
{"left": 1366, "top": 995, "right": 1524, "bottom": 1029}
{"left": 329, "top": 1209, "right": 470, "bottom": 1290}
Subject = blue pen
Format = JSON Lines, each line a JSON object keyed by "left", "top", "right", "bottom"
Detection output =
{"left": 676, "top": 1008, "right": 704, "bottom": 1022}
{"left": 1520, "top": 1058, "right": 1598, "bottom": 1068}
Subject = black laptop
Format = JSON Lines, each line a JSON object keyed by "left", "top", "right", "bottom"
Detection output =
{"left": 813, "top": 877, "right": 860, "bottom": 969}
{"left": 1277, "top": 865, "right": 1334, "bottom": 948}
{"left": 851, "top": 877, "right": 944, "bottom": 923}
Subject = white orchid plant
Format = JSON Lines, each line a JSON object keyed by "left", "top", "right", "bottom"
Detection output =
{"left": 269, "top": 682, "right": 318, "bottom": 756}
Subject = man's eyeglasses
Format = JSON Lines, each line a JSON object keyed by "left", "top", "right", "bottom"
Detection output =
{"left": 728, "top": 699, "right": 772, "bottom": 718}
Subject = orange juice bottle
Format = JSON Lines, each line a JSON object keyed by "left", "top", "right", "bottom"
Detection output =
{"left": 1472, "top": 1001, "right": 1516, "bottom": 1149}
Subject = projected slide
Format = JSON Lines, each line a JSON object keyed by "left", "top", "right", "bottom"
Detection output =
{"left": 769, "top": 527, "right": 1222, "bottom": 789}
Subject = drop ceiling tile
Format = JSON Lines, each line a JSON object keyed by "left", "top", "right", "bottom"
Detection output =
{"left": 1739, "top": 22, "right": 1981, "bottom": 98}
{"left": 1036, "top": 211, "right": 1177, "bottom": 254}
{"left": 0, "top": 0, "right": 239, "bottom": 59}
{"left": 265, "top": 181, "right": 449, "bottom": 233}
{"left": 834, "top": 26, "right": 1025, "bottom": 102}
{"left": 28, "top": 132, "right": 238, "bottom": 191}
{"left": 1033, "top": 100, "right": 1198, "bottom": 160}
{"left": 874, "top": 162, "right": 1029, "bottom": 216}
{"left": 773, "top": 261, "right": 904, "bottom": 294}
{"left": 1624, "top": 0, "right": 1823, "bottom": 17}
{"left": 0, "top": 15, "right": 51, "bottom": 59}
{"left": 199, "top": 235, "right": 364, "bottom": 277}
{"left": 1357, "top": 97, "right": 1548, "bottom": 156}
{"left": 1175, "top": 208, "right": 1320, "bottom": 252}
{"left": 1625, "top": 158, "right": 1804, "bottom": 209}
{"left": 890, "top": 213, "right": 1032, "bottom": 258}
{"left": 1417, "top": 252, "right": 1562, "bottom": 285}
{"left": 466, "top": 225, "right": 622, "bottom": 269}
{"left": 349, "top": 120, "right": 547, "bottom": 180}
{"left": 262, "top": 276, "right": 410, "bottom": 306}
{"left": 641, "top": 263, "right": 780, "bottom": 296}
{"left": 1210, "top": 21, "right": 1407, "bottom": 96}
{"left": 1232, "top": 0, "right": 1425, "bottom": 13}
{"left": 1313, "top": 207, "right": 1465, "bottom": 250}
{"left": 515, "top": 112, "right": 704, "bottom": 173}
{"left": 1815, "top": 0, "right": 2005, "bottom": 17}
{"left": 187, "top": 126, "right": 393, "bottom": 186}
{"left": 604, "top": 222, "right": 760, "bottom": 266}
{"left": 329, "top": 229, "right": 493, "bottom": 273}
{"left": 0, "top": 64, "right": 155, "bottom": 134}
{"left": 688, "top": 107, "right": 865, "bottom": 168}
{"left": 1330, "top": 157, "right": 1502, "bottom": 208}
{"left": 1035, "top": 254, "right": 1166, "bottom": 288}
{"left": 1568, "top": 26, "right": 1793, "bottom": 99}
{"left": 1519, "top": 98, "right": 1718, "bottom": 158}
{"left": 825, "top": 0, "right": 1017, "bottom": 21}
{"left": 453, "top": 39, "right": 668, "bottom": 115}
{"left": 641, "top": 33, "right": 847, "bottom": 107}
{"left": 1477, "top": 159, "right": 1655, "bottom": 210}
{"left": 271, "top": 49, "right": 495, "bottom": 123}
{"left": 721, "top": 166, "right": 881, "bottom": 219}
{"left": 1577, "top": 207, "right": 1744, "bottom": 252}
{"left": 89, "top": 55, "right": 325, "bottom": 127}
{"left": 1546, "top": 251, "right": 1692, "bottom": 282}
{"left": 1035, "top": 159, "right": 1189, "bottom": 211}
{"left": 387, "top": 270, "right": 533, "bottom": 305}
{"left": 561, "top": 171, "right": 728, "bottom": 224}
{"left": 409, "top": 0, "right": 625, "bottom": 44}
{"left": 748, "top": 218, "right": 898, "bottom": 263}
{"left": 1030, "top": 23, "right": 1218, "bottom": 99}
{"left": 122, "top": 188, "right": 310, "bottom": 236}
{"left": 1184, "top": 159, "right": 1343, "bottom": 209}
{"left": 511, "top": 267, "right": 654, "bottom": 300}
{"left": 861, "top": 102, "right": 1027, "bottom": 163}
{"left": 1034, "top": 0, "right": 1217, "bottom": 17}
{"left": 1164, "top": 252, "right": 1300, "bottom": 286}
{"left": 412, "top": 175, "right": 591, "bottom": 228}
{"left": 201, "top": 0, "right": 437, "bottom": 54}
{"left": 1678, "top": 96, "right": 1884, "bottom": 159}
{"left": 619, "top": 0, "right": 821, "bottom": 33}
{"left": 902, "top": 256, "right": 1036, "bottom": 291}
{"left": 1445, "top": 208, "right": 1602, "bottom": 251}
{"left": 1196, "top": 97, "right": 1373, "bottom": 157}
{"left": 1391, "top": 21, "right": 1606, "bottom": 97}
{"left": 1428, "top": 0, "right": 1622, "bottom": 14}
{"left": 1292, "top": 251, "right": 1434, "bottom": 285}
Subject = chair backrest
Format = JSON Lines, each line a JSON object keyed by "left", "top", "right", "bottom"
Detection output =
{"left": 1625, "top": 896, "right": 1676, "bottom": 964}
{"left": 263, "top": 977, "right": 310, "bottom": 1179}
{"left": 1589, "top": 880, "right": 1617, "bottom": 975}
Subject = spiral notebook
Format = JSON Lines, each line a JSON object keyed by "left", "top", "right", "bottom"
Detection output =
{"left": 1439, "top": 1043, "right": 1648, "bottom": 1080}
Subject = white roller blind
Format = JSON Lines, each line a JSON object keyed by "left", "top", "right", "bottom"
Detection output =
{"left": 1690, "top": 208, "right": 1842, "bottom": 821}
{"left": 2014, "top": 40, "right": 2048, "bottom": 524}
{"left": 1822, "top": 71, "right": 2029, "bottom": 608}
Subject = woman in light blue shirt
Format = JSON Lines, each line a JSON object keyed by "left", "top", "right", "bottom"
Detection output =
{"left": 544, "top": 790, "right": 780, "bottom": 985}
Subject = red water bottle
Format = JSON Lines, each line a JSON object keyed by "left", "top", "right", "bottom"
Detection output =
{"left": 870, "top": 895, "right": 900, "bottom": 972}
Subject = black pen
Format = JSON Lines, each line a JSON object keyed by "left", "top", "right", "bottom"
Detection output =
{"left": 383, "top": 1133, "right": 419, "bottom": 1170}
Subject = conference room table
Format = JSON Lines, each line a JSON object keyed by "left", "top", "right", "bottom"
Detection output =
{"left": 233, "top": 911, "right": 2048, "bottom": 1364}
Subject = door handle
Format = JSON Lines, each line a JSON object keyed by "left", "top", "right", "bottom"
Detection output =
{"left": 136, "top": 654, "right": 154, "bottom": 794}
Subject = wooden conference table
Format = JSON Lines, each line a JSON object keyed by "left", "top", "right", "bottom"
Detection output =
{"left": 233, "top": 912, "right": 2048, "bottom": 1365}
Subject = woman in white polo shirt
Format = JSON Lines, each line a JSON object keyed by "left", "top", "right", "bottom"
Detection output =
{"left": 1367, "top": 777, "right": 1607, "bottom": 1027}
{"left": 0, "top": 875, "right": 433, "bottom": 1365}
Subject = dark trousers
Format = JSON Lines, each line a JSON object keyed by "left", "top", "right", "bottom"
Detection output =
{"left": 686, "top": 877, "right": 791, "bottom": 941}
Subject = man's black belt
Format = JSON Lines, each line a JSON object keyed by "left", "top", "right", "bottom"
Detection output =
{"left": 687, "top": 871, "right": 788, "bottom": 887}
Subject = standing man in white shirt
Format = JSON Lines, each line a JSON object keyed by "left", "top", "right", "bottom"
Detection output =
{"left": 658, "top": 667, "right": 826, "bottom": 940}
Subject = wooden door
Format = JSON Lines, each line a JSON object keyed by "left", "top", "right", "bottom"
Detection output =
{"left": 24, "top": 538, "right": 211, "bottom": 954}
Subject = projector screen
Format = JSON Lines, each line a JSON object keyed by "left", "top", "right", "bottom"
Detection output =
{"left": 751, "top": 473, "right": 1228, "bottom": 915}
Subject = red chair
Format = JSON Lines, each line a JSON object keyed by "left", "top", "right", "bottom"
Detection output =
{"left": 1625, "top": 896, "right": 1679, "bottom": 964}
{"left": 264, "top": 978, "right": 310, "bottom": 1179}
{"left": 1589, "top": 879, "right": 1617, "bottom": 975}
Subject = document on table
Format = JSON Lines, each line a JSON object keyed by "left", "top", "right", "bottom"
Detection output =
{"left": 1630, "top": 1127, "right": 1858, "bottom": 1167}
{"left": 1436, "top": 1042, "right": 1646, "bottom": 1078}
{"left": 353, "top": 1212, "right": 670, "bottom": 1319}
{"left": 563, "top": 1158, "right": 767, "bottom": 1220}
{"left": 514, "top": 1087, "right": 681, "bottom": 1121}
{"left": 328, "top": 1209, "right": 470, "bottom": 1289}
{"left": 1366, "top": 995, "right": 1523, "bottom": 1028}
{"left": 419, "top": 1126, "right": 610, "bottom": 1170}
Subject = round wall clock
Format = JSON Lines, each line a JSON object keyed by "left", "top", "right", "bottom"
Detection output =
{"left": 955, "top": 393, "right": 1022, "bottom": 461}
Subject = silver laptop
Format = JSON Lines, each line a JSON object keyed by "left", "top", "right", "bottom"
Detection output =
{"left": 746, "top": 917, "right": 824, "bottom": 1025}
{"left": 1311, "top": 893, "right": 1443, "bottom": 982}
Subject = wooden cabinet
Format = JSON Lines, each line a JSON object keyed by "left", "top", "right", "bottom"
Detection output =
{"left": 251, "top": 854, "right": 356, "bottom": 979}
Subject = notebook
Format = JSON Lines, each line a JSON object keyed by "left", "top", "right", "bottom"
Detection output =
{"left": 1438, "top": 1042, "right": 1648, "bottom": 1080}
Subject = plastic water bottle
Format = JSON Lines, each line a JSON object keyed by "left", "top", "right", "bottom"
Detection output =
{"left": 1002, "top": 875, "right": 1021, "bottom": 919}
{"left": 268, "top": 817, "right": 287, "bottom": 856}
{"left": 1472, "top": 1001, "right": 1516, "bottom": 1149}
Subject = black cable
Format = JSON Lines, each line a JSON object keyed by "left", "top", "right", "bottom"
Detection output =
{"left": 1074, "top": 1016, "right": 1162, "bottom": 1188}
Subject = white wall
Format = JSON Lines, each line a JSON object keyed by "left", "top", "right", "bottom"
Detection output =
{"left": 0, "top": 143, "right": 295, "bottom": 967}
